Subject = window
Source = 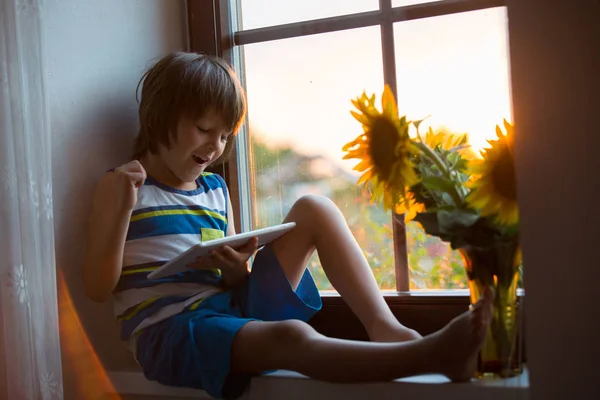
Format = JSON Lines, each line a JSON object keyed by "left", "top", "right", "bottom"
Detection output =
{"left": 233, "top": 0, "right": 511, "bottom": 291}
{"left": 189, "top": 0, "right": 515, "bottom": 338}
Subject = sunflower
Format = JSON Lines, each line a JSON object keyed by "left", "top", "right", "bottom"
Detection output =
{"left": 423, "top": 128, "right": 476, "bottom": 160}
{"left": 424, "top": 128, "right": 467, "bottom": 150}
{"left": 342, "top": 85, "right": 418, "bottom": 212}
{"left": 467, "top": 119, "right": 519, "bottom": 226}
{"left": 394, "top": 191, "right": 425, "bottom": 221}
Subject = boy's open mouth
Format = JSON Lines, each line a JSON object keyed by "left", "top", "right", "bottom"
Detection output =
{"left": 192, "top": 155, "right": 209, "bottom": 165}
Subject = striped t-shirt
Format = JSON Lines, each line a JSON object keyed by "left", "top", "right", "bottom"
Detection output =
{"left": 111, "top": 172, "right": 228, "bottom": 341}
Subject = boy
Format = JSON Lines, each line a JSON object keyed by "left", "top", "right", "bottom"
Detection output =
{"left": 82, "top": 52, "right": 493, "bottom": 399}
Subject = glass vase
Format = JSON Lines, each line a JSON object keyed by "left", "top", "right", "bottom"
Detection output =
{"left": 460, "top": 240, "right": 524, "bottom": 378}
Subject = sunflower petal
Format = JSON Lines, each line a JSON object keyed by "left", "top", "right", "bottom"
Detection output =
{"left": 342, "top": 137, "right": 365, "bottom": 152}
{"left": 343, "top": 148, "right": 368, "bottom": 160}
{"left": 350, "top": 110, "right": 372, "bottom": 126}
{"left": 381, "top": 85, "right": 399, "bottom": 119}
{"left": 357, "top": 169, "right": 374, "bottom": 185}
{"left": 503, "top": 119, "right": 513, "bottom": 136}
{"left": 496, "top": 124, "right": 505, "bottom": 140}
{"left": 368, "top": 93, "right": 376, "bottom": 107}
{"left": 353, "top": 159, "right": 371, "bottom": 172}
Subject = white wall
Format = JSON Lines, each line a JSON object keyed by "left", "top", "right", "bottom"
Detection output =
{"left": 43, "top": 0, "right": 187, "bottom": 397}
{"left": 507, "top": 1, "right": 599, "bottom": 399}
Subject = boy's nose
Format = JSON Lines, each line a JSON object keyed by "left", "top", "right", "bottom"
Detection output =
{"left": 207, "top": 139, "right": 221, "bottom": 152}
{"left": 208, "top": 138, "right": 218, "bottom": 149}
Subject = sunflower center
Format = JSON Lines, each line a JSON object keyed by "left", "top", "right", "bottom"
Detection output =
{"left": 491, "top": 151, "right": 517, "bottom": 200}
{"left": 369, "top": 116, "right": 400, "bottom": 180}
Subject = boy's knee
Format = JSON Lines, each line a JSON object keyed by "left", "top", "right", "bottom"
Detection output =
{"left": 269, "top": 320, "right": 316, "bottom": 348}
{"left": 293, "top": 194, "right": 339, "bottom": 217}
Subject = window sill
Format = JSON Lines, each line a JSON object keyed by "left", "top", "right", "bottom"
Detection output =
{"left": 319, "top": 288, "right": 525, "bottom": 300}
{"left": 108, "top": 367, "right": 529, "bottom": 400}
{"left": 311, "top": 290, "right": 525, "bottom": 344}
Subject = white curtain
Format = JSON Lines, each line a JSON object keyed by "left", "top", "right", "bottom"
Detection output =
{"left": 0, "top": 0, "right": 64, "bottom": 398}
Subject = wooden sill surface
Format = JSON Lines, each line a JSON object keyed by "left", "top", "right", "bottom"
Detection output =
{"left": 108, "top": 367, "right": 529, "bottom": 400}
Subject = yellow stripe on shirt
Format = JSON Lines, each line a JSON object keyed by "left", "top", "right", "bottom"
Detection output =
{"left": 130, "top": 208, "right": 227, "bottom": 223}
{"left": 117, "top": 296, "right": 161, "bottom": 321}
{"left": 120, "top": 266, "right": 160, "bottom": 276}
{"left": 189, "top": 298, "right": 206, "bottom": 311}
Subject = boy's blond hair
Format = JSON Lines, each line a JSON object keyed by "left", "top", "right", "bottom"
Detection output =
{"left": 133, "top": 52, "right": 246, "bottom": 163}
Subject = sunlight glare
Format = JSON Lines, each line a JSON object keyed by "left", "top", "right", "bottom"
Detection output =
{"left": 58, "top": 269, "right": 120, "bottom": 400}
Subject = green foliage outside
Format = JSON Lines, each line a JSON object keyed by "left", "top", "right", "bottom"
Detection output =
{"left": 250, "top": 135, "right": 468, "bottom": 291}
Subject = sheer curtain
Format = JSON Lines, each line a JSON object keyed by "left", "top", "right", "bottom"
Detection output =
{"left": 0, "top": 0, "right": 64, "bottom": 398}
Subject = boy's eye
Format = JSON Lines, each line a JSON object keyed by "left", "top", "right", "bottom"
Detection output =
{"left": 221, "top": 135, "right": 229, "bottom": 142}
{"left": 197, "top": 126, "right": 210, "bottom": 133}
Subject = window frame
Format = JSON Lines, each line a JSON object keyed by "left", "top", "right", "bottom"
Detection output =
{"left": 186, "top": 0, "right": 524, "bottom": 345}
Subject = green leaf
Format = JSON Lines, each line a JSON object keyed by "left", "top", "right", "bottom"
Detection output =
{"left": 413, "top": 212, "right": 446, "bottom": 239}
{"left": 421, "top": 176, "right": 457, "bottom": 195}
{"left": 440, "top": 193, "right": 455, "bottom": 205}
{"left": 437, "top": 209, "right": 480, "bottom": 234}
{"left": 413, "top": 209, "right": 504, "bottom": 250}
{"left": 413, "top": 116, "right": 431, "bottom": 132}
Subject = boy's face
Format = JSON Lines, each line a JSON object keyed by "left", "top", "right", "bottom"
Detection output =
{"left": 159, "top": 110, "right": 230, "bottom": 185}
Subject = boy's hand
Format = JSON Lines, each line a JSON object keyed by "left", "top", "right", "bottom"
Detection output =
{"left": 95, "top": 160, "right": 147, "bottom": 214}
{"left": 187, "top": 237, "right": 259, "bottom": 287}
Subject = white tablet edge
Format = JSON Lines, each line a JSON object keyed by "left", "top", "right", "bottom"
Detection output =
{"left": 146, "top": 222, "right": 296, "bottom": 280}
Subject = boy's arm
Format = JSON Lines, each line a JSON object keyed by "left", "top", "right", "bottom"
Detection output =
{"left": 82, "top": 200, "right": 130, "bottom": 303}
{"left": 82, "top": 162, "right": 146, "bottom": 302}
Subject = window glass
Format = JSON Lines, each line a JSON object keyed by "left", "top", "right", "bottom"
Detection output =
{"left": 239, "top": 0, "right": 379, "bottom": 30}
{"left": 242, "top": 27, "right": 396, "bottom": 290}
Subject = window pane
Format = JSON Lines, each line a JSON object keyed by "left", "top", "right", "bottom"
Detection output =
{"left": 239, "top": 0, "right": 379, "bottom": 30}
{"left": 393, "top": 7, "right": 512, "bottom": 290}
{"left": 242, "top": 27, "right": 395, "bottom": 290}
{"left": 392, "top": 0, "right": 442, "bottom": 7}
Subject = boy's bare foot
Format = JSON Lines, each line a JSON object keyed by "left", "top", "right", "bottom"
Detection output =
{"left": 370, "top": 323, "right": 422, "bottom": 343}
{"left": 429, "top": 287, "right": 494, "bottom": 382}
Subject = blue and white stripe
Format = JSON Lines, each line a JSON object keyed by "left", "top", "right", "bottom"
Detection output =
{"left": 111, "top": 173, "right": 228, "bottom": 341}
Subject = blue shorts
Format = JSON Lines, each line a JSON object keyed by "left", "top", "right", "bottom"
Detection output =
{"left": 135, "top": 245, "right": 322, "bottom": 399}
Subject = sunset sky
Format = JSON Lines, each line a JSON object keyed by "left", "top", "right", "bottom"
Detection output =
{"left": 238, "top": 1, "right": 512, "bottom": 174}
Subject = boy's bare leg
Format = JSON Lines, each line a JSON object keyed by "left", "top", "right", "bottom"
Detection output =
{"left": 270, "top": 195, "right": 420, "bottom": 342}
{"left": 231, "top": 289, "right": 493, "bottom": 382}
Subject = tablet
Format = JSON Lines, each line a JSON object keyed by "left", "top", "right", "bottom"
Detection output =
{"left": 146, "top": 222, "right": 296, "bottom": 279}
